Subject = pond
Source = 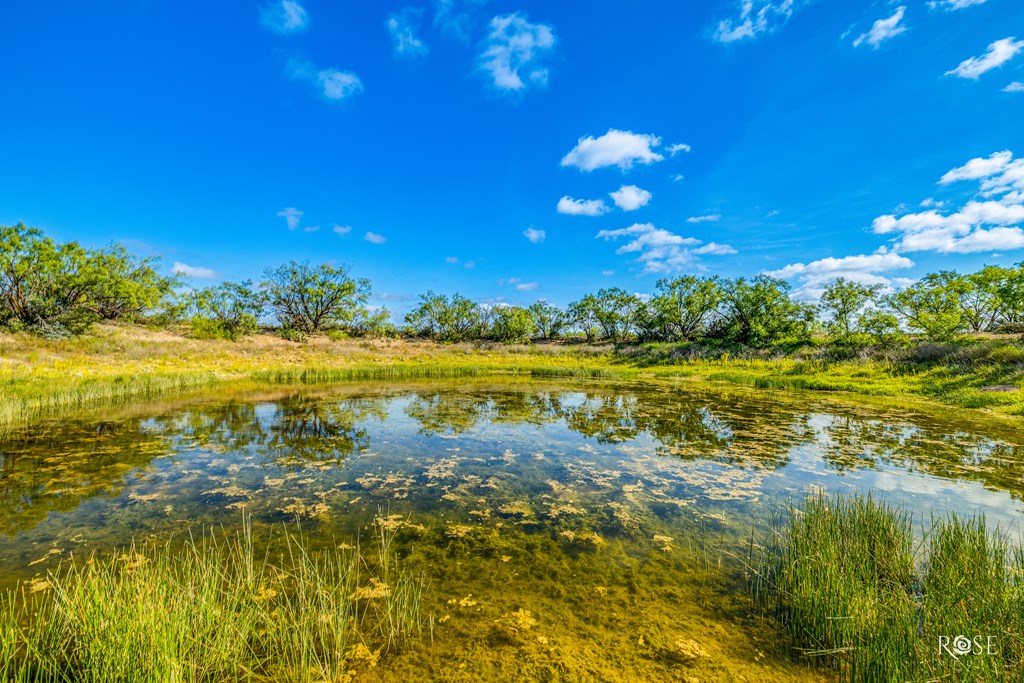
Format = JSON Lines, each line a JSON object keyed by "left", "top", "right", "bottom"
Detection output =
{"left": 2, "top": 379, "right": 1023, "bottom": 681}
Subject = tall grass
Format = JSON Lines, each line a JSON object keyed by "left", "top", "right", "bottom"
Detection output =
{"left": 751, "top": 493, "right": 1024, "bottom": 681}
{"left": 0, "top": 517, "right": 424, "bottom": 682}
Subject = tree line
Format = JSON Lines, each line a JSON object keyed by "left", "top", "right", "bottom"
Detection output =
{"left": 2, "top": 223, "right": 1023, "bottom": 345}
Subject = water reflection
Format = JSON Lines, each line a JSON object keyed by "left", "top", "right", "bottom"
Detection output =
{"left": 1, "top": 382, "right": 1023, "bottom": 544}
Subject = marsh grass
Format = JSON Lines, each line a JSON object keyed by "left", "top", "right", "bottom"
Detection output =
{"left": 0, "top": 516, "right": 424, "bottom": 682}
{"left": 752, "top": 493, "right": 1024, "bottom": 682}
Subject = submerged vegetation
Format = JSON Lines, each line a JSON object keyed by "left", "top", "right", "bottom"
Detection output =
{"left": 0, "top": 517, "right": 423, "bottom": 682}
{"left": 751, "top": 493, "right": 1024, "bottom": 682}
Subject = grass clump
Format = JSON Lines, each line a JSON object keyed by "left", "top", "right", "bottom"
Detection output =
{"left": 0, "top": 517, "right": 424, "bottom": 682}
{"left": 752, "top": 493, "right": 1024, "bottom": 682}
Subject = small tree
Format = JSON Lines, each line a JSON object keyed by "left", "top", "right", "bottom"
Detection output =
{"left": 568, "top": 295, "right": 600, "bottom": 342}
{"left": 263, "top": 261, "right": 370, "bottom": 334}
{"left": 86, "top": 244, "right": 175, "bottom": 322}
{"left": 590, "top": 287, "right": 642, "bottom": 341}
{"left": 819, "top": 278, "right": 883, "bottom": 345}
{"left": 405, "top": 291, "right": 480, "bottom": 342}
{"left": 490, "top": 305, "right": 535, "bottom": 343}
{"left": 190, "top": 280, "right": 266, "bottom": 340}
{"left": 886, "top": 274, "right": 968, "bottom": 341}
{"left": 719, "top": 275, "right": 815, "bottom": 347}
{"left": 527, "top": 300, "right": 567, "bottom": 339}
{"left": 642, "top": 276, "right": 723, "bottom": 342}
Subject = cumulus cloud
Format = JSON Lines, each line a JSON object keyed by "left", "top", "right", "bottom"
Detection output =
{"left": 928, "top": 0, "right": 987, "bottom": 10}
{"left": 853, "top": 6, "right": 907, "bottom": 49}
{"left": 596, "top": 223, "right": 736, "bottom": 274}
{"left": 515, "top": 282, "right": 539, "bottom": 291}
{"left": 333, "top": 225, "right": 352, "bottom": 236}
{"left": 478, "top": 13, "right": 556, "bottom": 93}
{"left": 713, "top": 0, "right": 804, "bottom": 43}
{"left": 387, "top": 8, "right": 428, "bottom": 59}
{"left": 172, "top": 262, "right": 219, "bottom": 280}
{"left": 288, "top": 59, "right": 363, "bottom": 102}
{"left": 303, "top": 225, "right": 320, "bottom": 233}
{"left": 445, "top": 256, "right": 459, "bottom": 264}
{"left": 364, "top": 231, "right": 387, "bottom": 244}
{"left": 870, "top": 151, "right": 1024, "bottom": 254}
{"left": 557, "top": 196, "right": 610, "bottom": 216}
{"left": 609, "top": 185, "right": 652, "bottom": 211}
{"left": 277, "top": 207, "right": 303, "bottom": 230}
{"left": 667, "top": 143, "right": 692, "bottom": 155}
{"left": 686, "top": 214, "right": 722, "bottom": 223}
{"left": 523, "top": 227, "right": 546, "bottom": 243}
{"left": 766, "top": 253, "right": 916, "bottom": 299}
{"left": 432, "top": 0, "right": 488, "bottom": 42}
{"left": 561, "top": 129, "right": 665, "bottom": 172}
{"left": 1004, "top": 81, "right": 1024, "bottom": 92}
{"left": 946, "top": 38, "right": 1024, "bottom": 80}
{"left": 260, "top": 0, "right": 309, "bottom": 34}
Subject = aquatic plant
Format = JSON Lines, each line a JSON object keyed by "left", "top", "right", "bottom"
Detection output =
{"left": 0, "top": 516, "right": 424, "bottom": 682}
{"left": 752, "top": 493, "right": 1024, "bottom": 681}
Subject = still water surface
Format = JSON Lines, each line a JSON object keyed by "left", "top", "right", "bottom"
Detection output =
{"left": 2, "top": 379, "right": 1022, "bottom": 681}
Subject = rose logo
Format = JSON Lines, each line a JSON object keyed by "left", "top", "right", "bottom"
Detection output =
{"left": 952, "top": 636, "right": 972, "bottom": 656}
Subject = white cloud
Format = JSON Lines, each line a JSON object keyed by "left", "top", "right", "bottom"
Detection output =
{"left": 766, "top": 253, "right": 915, "bottom": 299}
{"left": 946, "top": 38, "right": 1024, "bottom": 80}
{"left": 602, "top": 270, "right": 615, "bottom": 276}
{"left": 277, "top": 207, "right": 303, "bottom": 230}
{"left": 478, "top": 13, "right": 556, "bottom": 93}
{"left": 919, "top": 197, "right": 945, "bottom": 208}
{"left": 445, "top": 256, "right": 459, "bottom": 263}
{"left": 432, "top": 0, "right": 487, "bottom": 42}
{"left": 387, "top": 8, "right": 428, "bottom": 59}
{"left": 870, "top": 151, "right": 1024, "bottom": 254}
{"left": 609, "top": 185, "right": 652, "bottom": 211}
{"left": 260, "top": 0, "right": 309, "bottom": 34}
{"left": 671, "top": 174, "right": 685, "bottom": 182}
{"left": 853, "top": 6, "right": 907, "bottom": 49}
{"left": 557, "top": 196, "right": 610, "bottom": 216}
{"left": 713, "top": 0, "right": 802, "bottom": 43}
{"left": 928, "top": 0, "right": 987, "bottom": 10}
{"left": 1005, "top": 81, "right": 1024, "bottom": 92}
{"left": 667, "top": 143, "right": 692, "bottom": 155}
{"left": 364, "top": 231, "right": 387, "bottom": 244}
{"left": 561, "top": 129, "right": 665, "bottom": 172}
{"left": 515, "top": 282, "right": 539, "bottom": 292}
{"left": 288, "top": 59, "right": 363, "bottom": 102}
{"left": 464, "top": 260, "right": 476, "bottom": 269}
{"left": 686, "top": 214, "right": 722, "bottom": 223}
{"left": 596, "top": 223, "right": 736, "bottom": 274}
{"left": 523, "top": 227, "right": 546, "bottom": 243}
{"left": 172, "top": 262, "right": 219, "bottom": 280}
{"left": 333, "top": 225, "right": 352, "bottom": 236}
{"left": 303, "top": 225, "right": 320, "bottom": 233}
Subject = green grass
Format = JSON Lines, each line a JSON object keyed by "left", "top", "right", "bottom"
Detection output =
{"left": 2, "top": 325, "right": 1023, "bottom": 431}
{"left": 0, "top": 516, "right": 424, "bottom": 682}
{"left": 751, "top": 493, "right": 1024, "bottom": 681}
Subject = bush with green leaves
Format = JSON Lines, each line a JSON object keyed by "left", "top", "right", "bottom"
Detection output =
{"left": 263, "top": 261, "right": 370, "bottom": 334}
{"left": 404, "top": 291, "right": 480, "bottom": 342}
{"left": 489, "top": 305, "right": 535, "bottom": 343}
{"left": 527, "top": 300, "right": 567, "bottom": 339}
{"left": 717, "top": 275, "right": 816, "bottom": 347}
{"left": 189, "top": 280, "right": 266, "bottom": 340}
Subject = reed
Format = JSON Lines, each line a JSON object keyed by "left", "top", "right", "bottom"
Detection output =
{"left": 0, "top": 517, "right": 425, "bottom": 682}
{"left": 751, "top": 493, "right": 1024, "bottom": 681}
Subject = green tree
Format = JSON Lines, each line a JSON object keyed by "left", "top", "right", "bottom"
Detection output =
{"left": 641, "top": 276, "right": 723, "bottom": 341}
{"left": 527, "top": 300, "right": 567, "bottom": 339}
{"left": 719, "top": 275, "right": 815, "bottom": 347}
{"left": 190, "top": 280, "right": 267, "bottom": 340}
{"left": 405, "top": 291, "right": 480, "bottom": 342}
{"left": 0, "top": 223, "right": 99, "bottom": 336}
{"left": 86, "top": 244, "right": 175, "bottom": 321}
{"left": 996, "top": 263, "right": 1024, "bottom": 328}
{"left": 568, "top": 295, "right": 601, "bottom": 342}
{"left": 263, "top": 261, "right": 370, "bottom": 334}
{"left": 490, "top": 305, "right": 535, "bottom": 343}
{"left": 886, "top": 273, "right": 968, "bottom": 341}
{"left": 589, "top": 287, "right": 642, "bottom": 341}
{"left": 819, "top": 278, "right": 883, "bottom": 344}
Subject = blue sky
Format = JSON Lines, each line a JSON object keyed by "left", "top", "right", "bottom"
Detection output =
{"left": 2, "top": 0, "right": 1024, "bottom": 316}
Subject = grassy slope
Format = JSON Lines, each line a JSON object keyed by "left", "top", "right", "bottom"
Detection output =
{"left": 2, "top": 324, "right": 1023, "bottom": 428}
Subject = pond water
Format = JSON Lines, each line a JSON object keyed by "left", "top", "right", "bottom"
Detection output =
{"left": 2, "top": 379, "right": 1023, "bottom": 681}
